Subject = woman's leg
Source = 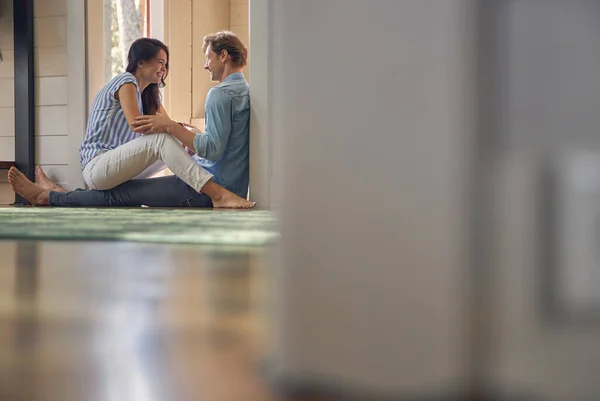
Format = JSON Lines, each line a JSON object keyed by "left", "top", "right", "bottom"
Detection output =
{"left": 132, "top": 161, "right": 167, "bottom": 180}
{"left": 83, "top": 133, "right": 212, "bottom": 192}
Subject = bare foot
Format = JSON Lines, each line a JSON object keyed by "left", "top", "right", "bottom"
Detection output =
{"left": 8, "top": 167, "right": 50, "bottom": 206}
{"left": 212, "top": 188, "right": 256, "bottom": 209}
{"left": 36, "top": 166, "right": 67, "bottom": 192}
{"left": 200, "top": 179, "right": 256, "bottom": 209}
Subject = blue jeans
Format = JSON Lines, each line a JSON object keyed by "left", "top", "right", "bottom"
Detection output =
{"left": 48, "top": 176, "right": 213, "bottom": 207}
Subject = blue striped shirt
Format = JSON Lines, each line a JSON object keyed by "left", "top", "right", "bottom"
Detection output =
{"left": 79, "top": 72, "right": 142, "bottom": 168}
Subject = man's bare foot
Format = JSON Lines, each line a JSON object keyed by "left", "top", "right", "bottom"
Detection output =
{"left": 36, "top": 166, "right": 67, "bottom": 192}
{"left": 8, "top": 167, "right": 50, "bottom": 206}
{"left": 200, "top": 179, "right": 256, "bottom": 209}
{"left": 212, "top": 188, "right": 256, "bottom": 209}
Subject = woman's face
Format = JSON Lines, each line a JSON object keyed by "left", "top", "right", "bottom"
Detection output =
{"left": 138, "top": 49, "right": 168, "bottom": 84}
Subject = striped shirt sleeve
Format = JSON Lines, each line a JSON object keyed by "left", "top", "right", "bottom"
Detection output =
{"left": 109, "top": 72, "right": 138, "bottom": 101}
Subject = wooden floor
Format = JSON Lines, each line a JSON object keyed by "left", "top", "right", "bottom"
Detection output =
{"left": 0, "top": 240, "right": 321, "bottom": 401}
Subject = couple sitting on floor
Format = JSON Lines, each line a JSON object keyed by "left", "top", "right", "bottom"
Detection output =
{"left": 9, "top": 31, "right": 255, "bottom": 209}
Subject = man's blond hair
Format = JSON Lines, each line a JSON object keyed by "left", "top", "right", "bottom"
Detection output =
{"left": 203, "top": 30, "right": 248, "bottom": 68}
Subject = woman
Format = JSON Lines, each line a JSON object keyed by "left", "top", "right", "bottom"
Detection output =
{"left": 79, "top": 38, "right": 254, "bottom": 209}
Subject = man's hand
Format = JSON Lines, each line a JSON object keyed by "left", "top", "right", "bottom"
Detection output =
{"left": 131, "top": 113, "right": 177, "bottom": 134}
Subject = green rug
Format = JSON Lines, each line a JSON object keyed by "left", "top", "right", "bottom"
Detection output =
{"left": 0, "top": 208, "right": 279, "bottom": 246}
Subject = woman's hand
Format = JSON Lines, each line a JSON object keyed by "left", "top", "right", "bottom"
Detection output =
{"left": 131, "top": 113, "right": 176, "bottom": 134}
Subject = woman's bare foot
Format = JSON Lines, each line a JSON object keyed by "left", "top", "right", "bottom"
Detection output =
{"left": 8, "top": 167, "right": 50, "bottom": 206}
{"left": 36, "top": 166, "right": 67, "bottom": 192}
{"left": 201, "top": 179, "right": 255, "bottom": 209}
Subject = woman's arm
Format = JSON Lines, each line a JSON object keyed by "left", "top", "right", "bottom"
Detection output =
{"left": 131, "top": 106, "right": 197, "bottom": 149}
{"left": 115, "top": 83, "right": 142, "bottom": 130}
{"left": 158, "top": 105, "right": 197, "bottom": 151}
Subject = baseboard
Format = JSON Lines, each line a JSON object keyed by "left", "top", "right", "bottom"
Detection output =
{"left": 0, "top": 183, "right": 13, "bottom": 205}
{"left": 259, "top": 360, "right": 475, "bottom": 401}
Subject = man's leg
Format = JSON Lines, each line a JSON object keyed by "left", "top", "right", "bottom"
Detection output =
{"left": 49, "top": 176, "right": 213, "bottom": 208}
{"left": 35, "top": 166, "right": 68, "bottom": 193}
{"left": 10, "top": 167, "right": 247, "bottom": 208}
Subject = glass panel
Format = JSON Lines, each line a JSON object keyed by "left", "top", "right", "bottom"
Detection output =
{"left": 104, "top": 0, "right": 149, "bottom": 81}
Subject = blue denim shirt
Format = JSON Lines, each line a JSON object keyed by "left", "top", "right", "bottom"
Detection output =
{"left": 193, "top": 72, "right": 250, "bottom": 198}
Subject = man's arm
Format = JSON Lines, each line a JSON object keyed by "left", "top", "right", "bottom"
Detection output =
{"left": 193, "top": 88, "right": 232, "bottom": 162}
{"left": 166, "top": 123, "right": 197, "bottom": 150}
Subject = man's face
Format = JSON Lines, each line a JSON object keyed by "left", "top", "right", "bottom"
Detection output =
{"left": 204, "top": 45, "right": 224, "bottom": 82}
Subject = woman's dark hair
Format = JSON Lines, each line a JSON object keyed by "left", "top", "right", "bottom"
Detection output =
{"left": 125, "top": 38, "right": 169, "bottom": 115}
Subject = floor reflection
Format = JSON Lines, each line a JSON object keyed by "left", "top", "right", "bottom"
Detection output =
{"left": 0, "top": 240, "right": 280, "bottom": 401}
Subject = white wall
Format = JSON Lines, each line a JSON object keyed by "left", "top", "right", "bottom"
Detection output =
{"left": 487, "top": 1, "right": 600, "bottom": 399}
{"left": 269, "top": 0, "right": 475, "bottom": 397}
{"left": 248, "top": 0, "right": 271, "bottom": 209}
{"left": 66, "top": 0, "right": 86, "bottom": 190}
{"left": 0, "top": 0, "right": 85, "bottom": 204}
{"left": 149, "top": 0, "right": 165, "bottom": 41}
{"left": 229, "top": 0, "right": 249, "bottom": 79}
{"left": 0, "top": 0, "right": 15, "bottom": 203}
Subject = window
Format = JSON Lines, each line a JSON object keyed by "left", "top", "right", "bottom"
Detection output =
{"left": 104, "top": 0, "right": 150, "bottom": 80}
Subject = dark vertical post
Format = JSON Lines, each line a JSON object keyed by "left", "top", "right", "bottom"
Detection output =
{"left": 467, "top": 0, "right": 506, "bottom": 399}
{"left": 13, "top": 0, "right": 35, "bottom": 205}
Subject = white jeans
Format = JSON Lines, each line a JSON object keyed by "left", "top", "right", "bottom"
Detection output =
{"left": 133, "top": 160, "right": 167, "bottom": 180}
{"left": 82, "top": 133, "right": 213, "bottom": 192}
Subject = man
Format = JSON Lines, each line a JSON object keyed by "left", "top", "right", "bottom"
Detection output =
{"left": 9, "top": 31, "right": 251, "bottom": 208}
